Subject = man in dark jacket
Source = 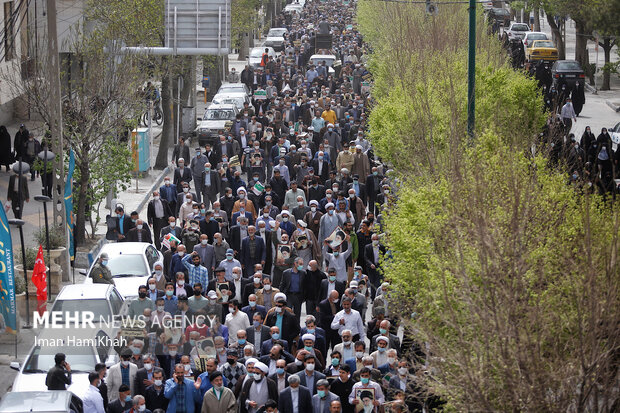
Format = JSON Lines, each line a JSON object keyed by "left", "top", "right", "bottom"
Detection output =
{"left": 279, "top": 257, "right": 306, "bottom": 325}
{"left": 238, "top": 362, "right": 278, "bottom": 413}
{"left": 265, "top": 298, "right": 300, "bottom": 349}
{"left": 45, "top": 353, "right": 71, "bottom": 390}
{"left": 147, "top": 191, "right": 173, "bottom": 249}
{"left": 7, "top": 168, "right": 29, "bottom": 219}
{"left": 278, "top": 374, "right": 313, "bottom": 413}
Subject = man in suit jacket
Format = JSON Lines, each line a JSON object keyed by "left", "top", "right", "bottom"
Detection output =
{"left": 126, "top": 219, "right": 153, "bottom": 244}
{"left": 133, "top": 354, "right": 157, "bottom": 396}
{"left": 279, "top": 257, "right": 307, "bottom": 325}
{"left": 365, "top": 168, "right": 383, "bottom": 215}
{"left": 231, "top": 209, "right": 255, "bottom": 226}
{"left": 296, "top": 354, "right": 326, "bottom": 395}
{"left": 159, "top": 217, "right": 182, "bottom": 250}
{"left": 173, "top": 159, "right": 192, "bottom": 191}
{"left": 7, "top": 170, "right": 29, "bottom": 219}
{"left": 307, "top": 181, "right": 326, "bottom": 203}
{"left": 172, "top": 137, "right": 191, "bottom": 165}
{"left": 228, "top": 221, "right": 247, "bottom": 254}
{"left": 317, "top": 291, "right": 342, "bottom": 352}
{"left": 201, "top": 163, "right": 221, "bottom": 209}
{"left": 239, "top": 226, "right": 266, "bottom": 277}
{"left": 311, "top": 155, "right": 330, "bottom": 182}
{"left": 193, "top": 234, "right": 216, "bottom": 273}
{"left": 159, "top": 179, "right": 177, "bottom": 218}
{"left": 364, "top": 235, "right": 386, "bottom": 289}
{"left": 246, "top": 312, "right": 271, "bottom": 349}
{"left": 318, "top": 275, "right": 346, "bottom": 303}
{"left": 113, "top": 206, "right": 134, "bottom": 242}
{"left": 369, "top": 319, "right": 401, "bottom": 354}
{"left": 265, "top": 300, "right": 300, "bottom": 349}
{"left": 255, "top": 222, "right": 274, "bottom": 274}
{"left": 238, "top": 362, "right": 279, "bottom": 413}
{"left": 312, "top": 379, "right": 340, "bottom": 413}
{"left": 147, "top": 192, "right": 173, "bottom": 249}
{"left": 107, "top": 349, "right": 138, "bottom": 402}
{"left": 278, "top": 374, "right": 313, "bottom": 413}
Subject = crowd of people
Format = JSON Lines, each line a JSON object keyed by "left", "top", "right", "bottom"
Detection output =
{"left": 43, "top": 0, "right": 446, "bottom": 412}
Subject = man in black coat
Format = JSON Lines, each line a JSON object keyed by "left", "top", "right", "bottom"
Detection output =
{"left": 304, "top": 260, "right": 326, "bottom": 319}
{"left": 256, "top": 222, "right": 274, "bottom": 275}
{"left": 147, "top": 191, "right": 173, "bottom": 249}
{"left": 126, "top": 219, "right": 153, "bottom": 244}
{"left": 318, "top": 269, "right": 346, "bottom": 302}
{"left": 238, "top": 363, "right": 278, "bottom": 413}
{"left": 279, "top": 257, "right": 306, "bottom": 325}
{"left": 113, "top": 206, "right": 134, "bottom": 242}
{"left": 7, "top": 169, "right": 29, "bottom": 219}
{"left": 364, "top": 234, "right": 386, "bottom": 289}
{"left": 159, "top": 217, "right": 182, "bottom": 251}
{"left": 278, "top": 374, "right": 313, "bottom": 413}
{"left": 173, "top": 159, "right": 193, "bottom": 191}
{"left": 265, "top": 299, "right": 300, "bottom": 349}
{"left": 365, "top": 167, "right": 383, "bottom": 215}
{"left": 240, "top": 65, "right": 254, "bottom": 90}
{"left": 144, "top": 369, "right": 169, "bottom": 412}
{"left": 317, "top": 290, "right": 342, "bottom": 352}
{"left": 133, "top": 354, "right": 158, "bottom": 396}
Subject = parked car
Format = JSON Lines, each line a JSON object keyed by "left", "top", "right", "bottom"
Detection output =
{"left": 488, "top": 8, "right": 510, "bottom": 26}
{"left": 211, "top": 93, "right": 251, "bottom": 111}
{"left": 49, "top": 284, "right": 127, "bottom": 327}
{"left": 526, "top": 40, "right": 558, "bottom": 61}
{"left": 248, "top": 46, "right": 277, "bottom": 69}
{"left": 551, "top": 60, "right": 585, "bottom": 89}
{"left": 0, "top": 391, "right": 83, "bottom": 413}
{"left": 83, "top": 242, "right": 162, "bottom": 299}
{"left": 609, "top": 121, "right": 620, "bottom": 145}
{"left": 522, "top": 31, "right": 549, "bottom": 49}
{"left": 283, "top": 3, "right": 303, "bottom": 14}
{"left": 506, "top": 22, "right": 530, "bottom": 40}
{"left": 216, "top": 82, "right": 251, "bottom": 97}
{"left": 195, "top": 104, "right": 239, "bottom": 146}
{"left": 10, "top": 327, "right": 120, "bottom": 399}
{"left": 264, "top": 28, "right": 288, "bottom": 51}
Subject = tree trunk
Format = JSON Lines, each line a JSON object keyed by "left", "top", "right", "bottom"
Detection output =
{"left": 74, "top": 164, "right": 89, "bottom": 246}
{"left": 180, "top": 57, "right": 194, "bottom": 142}
{"left": 602, "top": 38, "right": 613, "bottom": 91}
{"left": 238, "top": 32, "right": 250, "bottom": 61}
{"left": 156, "top": 67, "right": 173, "bottom": 168}
{"left": 574, "top": 19, "right": 590, "bottom": 68}
{"left": 533, "top": 7, "right": 540, "bottom": 32}
{"left": 546, "top": 14, "right": 565, "bottom": 60}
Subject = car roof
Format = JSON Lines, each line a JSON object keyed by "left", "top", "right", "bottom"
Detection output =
{"left": 207, "top": 103, "right": 237, "bottom": 109}
{"left": 310, "top": 54, "right": 336, "bottom": 59}
{"left": 219, "top": 83, "right": 246, "bottom": 88}
{"left": 99, "top": 242, "right": 150, "bottom": 256}
{"left": 525, "top": 32, "right": 547, "bottom": 37}
{"left": 0, "top": 391, "right": 74, "bottom": 412}
{"left": 56, "top": 283, "right": 114, "bottom": 300}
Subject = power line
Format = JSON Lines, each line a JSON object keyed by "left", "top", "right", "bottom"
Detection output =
{"left": 0, "top": 0, "right": 28, "bottom": 62}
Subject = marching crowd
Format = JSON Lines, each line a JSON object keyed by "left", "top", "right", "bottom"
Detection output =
{"left": 45, "top": 0, "right": 444, "bottom": 412}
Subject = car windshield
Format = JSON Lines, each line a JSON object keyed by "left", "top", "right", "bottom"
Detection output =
{"left": 218, "top": 86, "right": 245, "bottom": 94}
{"left": 250, "top": 49, "right": 264, "bottom": 58}
{"left": 527, "top": 34, "right": 547, "bottom": 41}
{"left": 23, "top": 346, "right": 97, "bottom": 373}
{"left": 50, "top": 299, "right": 112, "bottom": 321}
{"left": 101, "top": 254, "right": 146, "bottom": 277}
{"left": 493, "top": 8, "right": 509, "bottom": 16}
{"left": 216, "top": 98, "right": 243, "bottom": 108}
{"left": 557, "top": 61, "right": 582, "bottom": 71}
{"left": 311, "top": 57, "right": 335, "bottom": 67}
{"left": 512, "top": 24, "right": 529, "bottom": 31}
{"left": 268, "top": 29, "right": 286, "bottom": 37}
{"left": 533, "top": 41, "right": 555, "bottom": 48}
{"left": 205, "top": 109, "right": 235, "bottom": 120}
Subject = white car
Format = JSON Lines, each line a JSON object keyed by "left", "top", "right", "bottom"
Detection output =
{"left": 196, "top": 103, "right": 239, "bottom": 145}
{"left": 211, "top": 93, "right": 251, "bottom": 111}
{"left": 0, "top": 391, "right": 82, "bottom": 413}
{"left": 284, "top": 3, "right": 303, "bottom": 13}
{"left": 84, "top": 242, "right": 162, "bottom": 299}
{"left": 10, "top": 284, "right": 125, "bottom": 398}
{"left": 610, "top": 121, "right": 620, "bottom": 145}
{"left": 309, "top": 54, "right": 338, "bottom": 74}
{"left": 216, "top": 82, "right": 251, "bottom": 97}
{"left": 506, "top": 22, "right": 530, "bottom": 40}
{"left": 249, "top": 46, "right": 277, "bottom": 69}
{"left": 264, "top": 28, "right": 288, "bottom": 51}
{"left": 522, "top": 31, "right": 549, "bottom": 49}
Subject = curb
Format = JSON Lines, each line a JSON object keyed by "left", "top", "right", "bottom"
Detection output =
{"left": 605, "top": 100, "right": 620, "bottom": 112}
{"left": 584, "top": 83, "right": 597, "bottom": 94}
{"left": 135, "top": 165, "right": 172, "bottom": 216}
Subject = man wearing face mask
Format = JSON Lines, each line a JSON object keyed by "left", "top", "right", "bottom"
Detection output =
{"left": 134, "top": 353, "right": 157, "bottom": 396}
{"left": 164, "top": 364, "right": 201, "bottom": 413}
{"left": 313, "top": 379, "right": 340, "bottom": 413}
{"left": 279, "top": 257, "right": 307, "bottom": 324}
{"left": 278, "top": 374, "right": 313, "bottom": 413}
{"left": 83, "top": 372, "right": 106, "bottom": 413}
{"left": 364, "top": 234, "right": 385, "bottom": 291}
{"left": 240, "top": 225, "right": 267, "bottom": 278}
{"left": 159, "top": 217, "right": 182, "bottom": 252}
{"left": 348, "top": 368, "right": 385, "bottom": 412}
{"left": 296, "top": 354, "right": 326, "bottom": 395}
{"left": 108, "top": 384, "right": 133, "bottom": 413}
{"left": 200, "top": 371, "right": 237, "bottom": 412}
{"left": 233, "top": 187, "right": 258, "bottom": 220}
{"left": 107, "top": 348, "right": 138, "bottom": 403}
{"left": 144, "top": 368, "right": 168, "bottom": 411}
{"left": 91, "top": 253, "right": 114, "bottom": 284}
{"left": 239, "top": 361, "right": 278, "bottom": 413}
{"left": 148, "top": 192, "right": 173, "bottom": 249}
{"left": 191, "top": 148, "right": 209, "bottom": 203}
{"left": 127, "top": 219, "right": 153, "bottom": 244}
{"left": 174, "top": 158, "right": 193, "bottom": 191}
{"left": 318, "top": 203, "right": 342, "bottom": 245}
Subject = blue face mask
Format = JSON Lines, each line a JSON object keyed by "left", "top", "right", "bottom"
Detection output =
{"left": 304, "top": 345, "right": 313, "bottom": 352}
{"left": 238, "top": 339, "right": 246, "bottom": 345}
{"left": 166, "top": 290, "right": 173, "bottom": 296}
{"left": 317, "top": 390, "right": 326, "bottom": 398}
{"left": 276, "top": 367, "right": 285, "bottom": 375}
{"left": 331, "top": 358, "right": 340, "bottom": 366}
{"left": 307, "top": 328, "right": 315, "bottom": 334}
{"left": 189, "top": 339, "right": 196, "bottom": 346}
{"left": 272, "top": 333, "right": 280, "bottom": 340}
{"left": 297, "top": 265, "right": 304, "bottom": 271}
{"left": 125, "top": 396, "right": 132, "bottom": 402}
{"left": 361, "top": 377, "right": 370, "bottom": 384}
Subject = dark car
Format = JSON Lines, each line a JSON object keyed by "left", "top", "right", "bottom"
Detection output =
{"left": 551, "top": 60, "right": 585, "bottom": 89}
{"left": 488, "top": 8, "right": 510, "bottom": 26}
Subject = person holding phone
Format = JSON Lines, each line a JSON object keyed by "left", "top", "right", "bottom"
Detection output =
{"left": 45, "top": 353, "right": 71, "bottom": 390}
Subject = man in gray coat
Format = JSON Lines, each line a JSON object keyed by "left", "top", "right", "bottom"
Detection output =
{"left": 190, "top": 148, "right": 209, "bottom": 203}
{"left": 201, "top": 163, "right": 221, "bottom": 210}
{"left": 312, "top": 379, "right": 340, "bottom": 413}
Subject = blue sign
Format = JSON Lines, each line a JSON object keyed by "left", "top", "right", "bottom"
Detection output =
{"left": 0, "top": 206, "right": 17, "bottom": 333}
{"left": 64, "top": 149, "right": 75, "bottom": 261}
{"left": 202, "top": 76, "right": 210, "bottom": 89}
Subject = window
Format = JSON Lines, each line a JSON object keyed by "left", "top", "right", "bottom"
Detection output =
{"left": 3, "top": 1, "right": 15, "bottom": 61}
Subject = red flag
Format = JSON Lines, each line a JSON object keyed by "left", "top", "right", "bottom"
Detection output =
{"left": 31, "top": 245, "right": 47, "bottom": 315}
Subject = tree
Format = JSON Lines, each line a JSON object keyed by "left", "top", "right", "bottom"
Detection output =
{"left": 1, "top": 29, "right": 143, "bottom": 245}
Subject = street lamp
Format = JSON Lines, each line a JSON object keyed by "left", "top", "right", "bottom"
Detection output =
{"left": 7, "top": 218, "right": 30, "bottom": 328}
{"left": 37, "top": 149, "right": 55, "bottom": 197}
{"left": 34, "top": 195, "right": 52, "bottom": 301}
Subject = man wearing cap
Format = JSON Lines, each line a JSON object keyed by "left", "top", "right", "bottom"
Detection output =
{"left": 219, "top": 250, "right": 241, "bottom": 281}
{"left": 278, "top": 374, "right": 313, "bottom": 413}
{"left": 240, "top": 225, "right": 266, "bottom": 278}
{"left": 300, "top": 333, "right": 326, "bottom": 371}
{"left": 220, "top": 348, "right": 246, "bottom": 390}
{"left": 91, "top": 253, "right": 114, "bottom": 284}
{"left": 107, "top": 348, "right": 138, "bottom": 402}
{"left": 351, "top": 145, "right": 370, "bottom": 180}
{"left": 296, "top": 354, "right": 326, "bottom": 395}
{"left": 239, "top": 361, "right": 278, "bottom": 413}
{"left": 336, "top": 142, "right": 354, "bottom": 175}
{"left": 312, "top": 379, "right": 340, "bottom": 413}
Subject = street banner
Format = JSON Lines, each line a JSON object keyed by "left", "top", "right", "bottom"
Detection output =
{"left": 64, "top": 149, "right": 75, "bottom": 260}
{"left": 253, "top": 89, "right": 267, "bottom": 100}
{"left": 162, "top": 232, "right": 181, "bottom": 249}
{"left": 32, "top": 245, "right": 47, "bottom": 316}
{"left": 0, "top": 206, "right": 17, "bottom": 333}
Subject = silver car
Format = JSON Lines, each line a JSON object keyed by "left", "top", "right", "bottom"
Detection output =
{"left": 83, "top": 242, "right": 162, "bottom": 299}
{"left": 0, "top": 391, "right": 82, "bottom": 413}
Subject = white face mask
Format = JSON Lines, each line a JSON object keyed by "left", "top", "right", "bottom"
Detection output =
{"left": 356, "top": 351, "right": 364, "bottom": 359}
{"left": 398, "top": 367, "right": 408, "bottom": 376}
{"left": 177, "top": 280, "right": 184, "bottom": 286}
{"left": 144, "top": 363, "right": 153, "bottom": 370}
{"left": 138, "top": 405, "right": 146, "bottom": 412}
{"left": 157, "top": 306, "right": 165, "bottom": 312}
{"left": 154, "top": 379, "right": 163, "bottom": 386}
{"left": 137, "top": 224, "right": 143, "bottom": 230}
{"left": 186, "top": 198, "right": 192, "bottom": 203}
{"left": 177, "top": 251, "right": 185, "bottom": 257}
{"left": 264, "top": 284, "right": 271, "bottom": 291}
{"left": 311, "top": 207, "right": 316, "bottom": 212}
{"left": 149, "top": 284, "right": 156, "bottom": 290}
{"left": 305, "top": 363, "right": 315, "bottom": 371}
{"left": 201, "top": 239, "right": 208, "bottom": 245}
{"left": 387, "top": 357, "right": 396, "bottom": 365}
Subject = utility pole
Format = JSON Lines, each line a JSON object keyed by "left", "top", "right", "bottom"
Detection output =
{"left": 467, "top": 0, "right": 476, "bottom": 139}
{"left": 46, "top": 0, "right": 69, "bottom": 280}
